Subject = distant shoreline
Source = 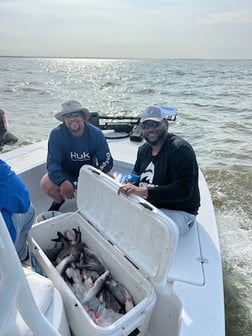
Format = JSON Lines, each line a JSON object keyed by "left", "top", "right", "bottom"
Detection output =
{"left": 0, "top": 55, "right": 251, "bottom": 61}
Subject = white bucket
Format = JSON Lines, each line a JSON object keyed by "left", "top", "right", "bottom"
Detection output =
{"left": 36, "top": 211, "right": 62, "bottom": 223}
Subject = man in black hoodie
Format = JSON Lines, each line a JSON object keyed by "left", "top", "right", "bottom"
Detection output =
{"left": 118, "top": 106, "right": 200, "bottom": 235}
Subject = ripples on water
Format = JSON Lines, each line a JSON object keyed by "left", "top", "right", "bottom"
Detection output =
{"left": 0, "top": 57, "right": 251, "bottom": 335}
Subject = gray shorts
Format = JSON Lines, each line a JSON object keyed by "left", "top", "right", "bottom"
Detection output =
{"left": 160, "top": 208, "right": 196, "bottom": 236}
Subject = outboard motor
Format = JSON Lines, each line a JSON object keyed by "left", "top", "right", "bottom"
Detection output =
{"left": 0, "top": 109, "right": 18, "bottom": 150}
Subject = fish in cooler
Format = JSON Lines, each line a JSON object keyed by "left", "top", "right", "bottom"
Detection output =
{"left": 44, "top": 227, "right": 135, "bottom": 326}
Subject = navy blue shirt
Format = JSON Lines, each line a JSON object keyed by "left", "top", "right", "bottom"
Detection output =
{"left": 47, "top": 122, "right": 113, "bottom": 185}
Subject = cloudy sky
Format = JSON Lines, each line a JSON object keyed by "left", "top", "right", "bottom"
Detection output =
{"left": 0, "top": 0, "right": 251, "bottom": 59}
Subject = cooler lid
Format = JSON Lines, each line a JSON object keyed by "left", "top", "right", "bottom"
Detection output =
{"left": 77, "top": 165, "right": 179, "bottom": 284}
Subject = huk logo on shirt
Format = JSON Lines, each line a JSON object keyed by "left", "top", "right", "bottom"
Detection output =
{"left": 70, "top": 152, "right": 90, "bottom": 161}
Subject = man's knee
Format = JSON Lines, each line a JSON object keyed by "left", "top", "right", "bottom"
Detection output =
{"left": 40, "top": 173, "right": 48, "bottom": 191}
{"left": 40, "top": 174, "right": 56, "bottom": 193}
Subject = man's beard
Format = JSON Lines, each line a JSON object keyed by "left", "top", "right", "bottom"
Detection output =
{"left": 68, "top": 121, "right": 83, "bottom": 133}
{"left": 144, "top": 128, "right": 167, "bottom": 146}
{"left": 70, "top": 125, "right": 81, "bottom": 133}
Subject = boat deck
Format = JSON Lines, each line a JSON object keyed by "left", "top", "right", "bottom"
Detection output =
{"left": 1, "top": 139, "right": 225, "bottom": 336}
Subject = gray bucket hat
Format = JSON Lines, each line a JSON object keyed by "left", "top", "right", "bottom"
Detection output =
{"left": 54, "top": 100, "right": 90, "bottom": 121}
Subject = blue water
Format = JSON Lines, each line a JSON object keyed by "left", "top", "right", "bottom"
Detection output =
{"left": 1, "top": 57, "right": 252, "bottom": 335}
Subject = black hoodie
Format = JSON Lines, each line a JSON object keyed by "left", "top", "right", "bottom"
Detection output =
{"left": 133, "top": 133, "right": 200, "bottom": 215}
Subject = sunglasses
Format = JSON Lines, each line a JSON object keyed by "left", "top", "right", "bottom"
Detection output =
{"left": 63, "top": 111, "right": 81, "bottom": 119}
{"left": 140, "top": 120, "right": 162, "bottom": 130}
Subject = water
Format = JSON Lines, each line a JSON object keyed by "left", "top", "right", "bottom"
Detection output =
{"left": 1, "top": 57, "right": 252, "bottom": 335}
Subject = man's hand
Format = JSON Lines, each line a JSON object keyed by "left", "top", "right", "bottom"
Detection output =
{"left": 118, "top": 184, "right": 148, "bottom": 198}
{"left": 60, "top": 180, "right": 75, "bottom": 199}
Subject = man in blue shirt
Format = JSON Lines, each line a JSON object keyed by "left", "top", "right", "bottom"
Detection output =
{"left": 0, "top": 159, "right": 35, "bottom": 261}
{"left": 40, "top": 100, "right": 114, "bottom": 211}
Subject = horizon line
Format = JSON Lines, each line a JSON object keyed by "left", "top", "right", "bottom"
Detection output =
{"left": 1, "top": 55, "right": 252, "bottom": 61}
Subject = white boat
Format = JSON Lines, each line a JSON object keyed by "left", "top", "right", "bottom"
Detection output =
{"left": 0, "top": 122, "right": 225, "bottom": 335}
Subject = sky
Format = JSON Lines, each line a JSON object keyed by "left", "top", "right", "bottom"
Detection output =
{"left": 0, "top": 0, "right": 252, "bottom": 59}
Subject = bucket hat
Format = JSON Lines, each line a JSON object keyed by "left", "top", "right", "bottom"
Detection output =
{"left": 54, "top": 100, "right": 90, "bottom": 121}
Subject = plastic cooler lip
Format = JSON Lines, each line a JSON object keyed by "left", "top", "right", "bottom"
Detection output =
{"left": 76, "top": 165, "right": 179, "bottom": 284}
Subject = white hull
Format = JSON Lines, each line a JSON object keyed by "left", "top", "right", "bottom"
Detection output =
{"left": 1, "top": 137, "right": 225, "bottom": 336}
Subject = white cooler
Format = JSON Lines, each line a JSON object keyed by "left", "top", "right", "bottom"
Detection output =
{"left": 28, "top": 165, "right": 178, "bottom": 336}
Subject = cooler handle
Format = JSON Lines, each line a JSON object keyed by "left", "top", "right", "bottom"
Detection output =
{"left": 139, "top": 201, "right": 154, "bottom": 211}
{"left": 122, "top": 312, "right": 145, "bottom": 336}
